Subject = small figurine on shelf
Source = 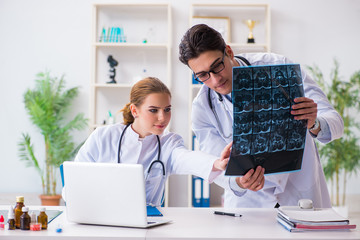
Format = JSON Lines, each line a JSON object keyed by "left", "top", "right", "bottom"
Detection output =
{"left": 107, "top": 55, "right": 118, "bottom": 84}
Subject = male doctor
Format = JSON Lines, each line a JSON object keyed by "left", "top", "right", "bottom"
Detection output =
{"left": 179, "top": 24, "right": 344, "bottom": 208}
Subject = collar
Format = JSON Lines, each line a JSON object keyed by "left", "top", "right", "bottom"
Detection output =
{"left": 127, "top": 124, "right": 162, "bottom": 143}
{"left": 235, "top": 56, "right": 247, "bottom": 67}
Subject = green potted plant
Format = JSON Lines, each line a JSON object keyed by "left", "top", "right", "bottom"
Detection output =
{"left": 307, "top": 59, "right": 360, "bottom": 210}
{"left": 18, "top": 71, "right": 88, "bottom": 205}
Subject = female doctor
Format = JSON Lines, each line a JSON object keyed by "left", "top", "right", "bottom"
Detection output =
{"left": 74, "top": 77, "right": 230, "bottom": 206}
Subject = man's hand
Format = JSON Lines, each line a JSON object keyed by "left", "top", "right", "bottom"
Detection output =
{"left": 292, "top": 97, "right": 320, "bottom": 135}
{"left": 212, "top": 142, "right": 232, "bottom": 171}
{"left": 235, "top": 166, "right": 265, "bottom": 191}
{"left": 291, "top": 97, "right": 317, "bottom": 126}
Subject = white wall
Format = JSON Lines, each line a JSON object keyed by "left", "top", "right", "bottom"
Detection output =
{"left": 1, "top": 0, "right": 359, "bottom": 202}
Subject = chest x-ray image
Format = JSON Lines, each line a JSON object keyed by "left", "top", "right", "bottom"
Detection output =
{"left": 225, "top": 64, "right": 307, "bottom": 176}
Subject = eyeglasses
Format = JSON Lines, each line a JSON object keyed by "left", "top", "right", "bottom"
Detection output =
{"left": 193, "top": 48, "right": 226, "bottom": 83}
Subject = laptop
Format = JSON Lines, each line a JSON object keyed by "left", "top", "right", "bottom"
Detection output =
{"left": 63, "top": 161, "right": 171, "bottom": 228}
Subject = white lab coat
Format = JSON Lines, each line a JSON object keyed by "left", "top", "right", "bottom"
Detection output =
{"left": 73, "top": 123, "right": 220, "bottom": 203}
{"left": 192, "top": 52, "right": 344, "bottom": 208}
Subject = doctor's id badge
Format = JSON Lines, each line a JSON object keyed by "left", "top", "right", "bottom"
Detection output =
{"left": 225, "top": 64, "right": 307, "bottom": 176}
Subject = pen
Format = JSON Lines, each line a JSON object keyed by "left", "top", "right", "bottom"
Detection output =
{"left": 214, "top": 211, "right": 242, "bottom": 217}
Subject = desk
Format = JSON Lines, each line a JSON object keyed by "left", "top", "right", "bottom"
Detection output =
{"left": 149, "top": 208, "right": 360, "bottom": 240}
{"left": 0, "top": 206, "right": 359, "bottom": 240}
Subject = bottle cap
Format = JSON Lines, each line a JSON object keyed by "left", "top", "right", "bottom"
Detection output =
{"left": 39, "top": 207, "right": 46, "bottom": 212}
{"left": 16, "top": 196, "right": 24, "bottom": 202}
{"left": 8, "top": 206, "right": 15, "bottom": 218}
{"left": 22, "top": 207, "right": 29, "bottom": 212}
{"left": 0, "top": 215, "right": 4, "bottom": 222}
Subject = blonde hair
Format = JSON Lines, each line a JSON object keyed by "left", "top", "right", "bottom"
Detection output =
{"left": 121, "top": 77, "right": 171, "bottom": 125}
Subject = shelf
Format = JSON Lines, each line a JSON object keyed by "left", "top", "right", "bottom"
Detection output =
{"left": 92, "top": 83, "right": 133, "bottom": 88}
{"left": 94, "top": 4, "right": 170, "bottom": 45}
{"left": 229, "top": 43, "right": 268, "bottom": 52}
{"left": 191, "top": 84, "right": 203, "bottom": 89}
{"left": 94, "top": 43, "right": 169, "bottom": 48}
{"left": 91, "top": 2, "right": 172, "bottom": 127}
{"left": 190, "top": 4, "right": 270, "bottom": 49}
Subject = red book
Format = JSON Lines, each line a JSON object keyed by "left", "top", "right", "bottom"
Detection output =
{"left": 295, "top": 223, "right": 356, "bottom": 230}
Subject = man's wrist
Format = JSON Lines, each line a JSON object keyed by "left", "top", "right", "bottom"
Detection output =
{"left": 229, "top": 177, "right": 247, "bottom": 196}
{"left": 309, "top": 118, "right": 320, "bottom": 132}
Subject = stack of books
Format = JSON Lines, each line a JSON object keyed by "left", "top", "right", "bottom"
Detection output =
{"left": 277, "top": 206, "right": 357, "bottom": 232}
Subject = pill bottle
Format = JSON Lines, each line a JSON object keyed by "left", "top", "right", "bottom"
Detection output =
{"left": 15, "top": 196, "right": 25, "bottom": 229}
{"left": 29, "top": 211, "right": 41, "bottom": 231}
{"left": 20, "top": 207, "right": 31, "bottom": 230}
{"left": 37, "top": 207, "right": 48, "bottom": 230}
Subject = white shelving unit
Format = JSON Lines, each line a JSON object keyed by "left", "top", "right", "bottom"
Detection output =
{"left": 90, "top": 3, "right": 171, "bottom": 128}
{"left": 187, "top": 3, "right": 271, "bottom": 207}
{"left": 90, "top": 3, "right": 172, "bottom": 206}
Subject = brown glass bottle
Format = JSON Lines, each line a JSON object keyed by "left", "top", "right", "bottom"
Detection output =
{"left": 14, "top": 196, "right": 25, "bottom": 229}
{"left": 7, "top": 206, "right": 16, "bottom": 230}
{"left": 20, "top": 207, "right": 31, "bottom": 230}
{"left": 8, "top": 218, "right": 16, "bottom": 230}
{"left": 37, "top": 207, "right": 48, "bottom": 230}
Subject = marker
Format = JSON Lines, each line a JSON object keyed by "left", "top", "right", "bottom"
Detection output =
{"left": 214, "top": 211, "right": 242, "bottom": 217}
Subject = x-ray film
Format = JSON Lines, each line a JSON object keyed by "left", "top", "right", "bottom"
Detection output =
{"left": 225, "top": 64, "right": 307, "bottom": 176}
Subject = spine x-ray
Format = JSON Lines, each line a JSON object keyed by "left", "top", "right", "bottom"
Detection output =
{"left": 225, "top": 64, "right": 307, "bottom": 176}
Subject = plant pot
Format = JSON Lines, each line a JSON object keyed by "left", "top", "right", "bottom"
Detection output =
{"left": 39, "top": 194, "right": 62, "bottom": 206}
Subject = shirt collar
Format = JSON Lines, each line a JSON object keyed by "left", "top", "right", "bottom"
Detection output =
{"left": 127, "top": 124, "right": 161, "bottom": 143}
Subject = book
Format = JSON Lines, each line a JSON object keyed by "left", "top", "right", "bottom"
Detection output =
{"left": 277, "top": 206, "right": 357, "bottom": 232}
{"left": 277, "top": 216, "right": 356, "bottom": 232}
{"left": 225, "top": 64, "right": 307, "bottom": 176}
{"left": 278, "top": 206, "right": 349, "bottom": 225}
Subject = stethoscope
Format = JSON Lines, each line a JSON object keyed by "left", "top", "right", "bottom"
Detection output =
{"left": 117, "top": 124, "right": 165, "bottom": 176}
{"left": 207, "top": 56, "right": 251, "bottom": 139}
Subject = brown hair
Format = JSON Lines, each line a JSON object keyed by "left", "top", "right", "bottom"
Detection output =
{"left": 121, "top": 77, "right": 171, "bottom": 125}
{"left": 179, "top": 24, "right": 226, "bottom": 65}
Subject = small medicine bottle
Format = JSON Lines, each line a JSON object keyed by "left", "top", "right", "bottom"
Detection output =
{"left": 0, "top": 215, "right": 4, "bottom": 230}
{"left": 37, "top": 207, "right": 48, "bottom": 230}
{"left": 30, "top": 211, "right": 41, "bottom": 231}
{"left": 7, "top": 206, "right": 16, "bottom": 230}
{"left": 20, "top": 207, "right": 31, "bottom": 230}
{"left": 15, "top": 196, "right": 25, "bottom": 229}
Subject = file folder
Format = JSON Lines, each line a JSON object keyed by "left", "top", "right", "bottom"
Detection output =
{"left": 202, "top": 179, "right": 210, "bottom": 207}
{"left": 191, "top": 134, "right": 211, "bottom": 207}
{"left": 192, "top": 176, "right": 202, "bottom": 207}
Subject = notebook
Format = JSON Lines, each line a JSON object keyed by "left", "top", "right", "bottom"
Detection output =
{"left": 63, "top": 161, "right": 171, "bottom": 228}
